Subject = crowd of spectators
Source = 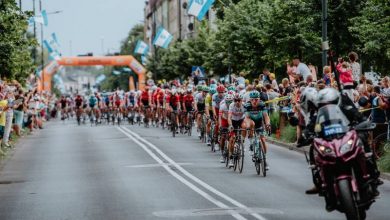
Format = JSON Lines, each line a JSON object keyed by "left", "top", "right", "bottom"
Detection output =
{"left": 0, "top": 79, "right": 55, "bottom": 156}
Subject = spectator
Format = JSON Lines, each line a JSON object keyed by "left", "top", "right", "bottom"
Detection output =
{"left": 269, "top": 73, "right": 279, "bottom": 92}
{"left": 261, "top": 68, "right": 272, "bottom": 84}
{"left": 13, "top": 89, "right": 25, "bottom": 137}
{"left": 308, "top": 63, "right": 318, "bottom": 81}
{"left": 348, "top": 52, "right": 361, "bottom": 83}
{"left": 288, "top": 57, "right": 311, "bottom": 82}
{"left": 370, "top": 86, "right": 387, "bottom": 123}
{"left": 323, "top": 66, "right": 332, "bottom": 86}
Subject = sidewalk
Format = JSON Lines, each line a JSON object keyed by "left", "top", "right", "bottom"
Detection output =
{"left": 266, "top": 137, "right": 390, "bottom": 181}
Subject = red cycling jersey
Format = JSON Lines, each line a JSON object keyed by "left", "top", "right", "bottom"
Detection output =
{"left": 183, "top": 94, "right": 194, "bottom": 108}
{"left": 166, "top": 94, "right": 180, "bottom": 108}
{"left": 140, "top": 91, "right": 149, "bottom": 101}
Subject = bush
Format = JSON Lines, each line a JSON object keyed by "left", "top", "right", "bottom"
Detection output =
{"left": 378, "top": 142, "right": 390, "bottom": 173}
{"left": 269, "top": 111, "right": 280, "bottom": 133}
{"left": 280, "top": 124, "right": 297, "bottom": 143}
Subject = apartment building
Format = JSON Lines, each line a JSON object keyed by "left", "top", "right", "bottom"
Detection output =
{"left": 144, "top": 0, "right": 217, "bottom": 54}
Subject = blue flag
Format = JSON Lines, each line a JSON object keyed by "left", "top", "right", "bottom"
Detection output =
{"left": 134, "top": 40, "right": 149, "bottom": 55}
{"left": 43, "top": 40, "right": 53, "bottom": 53}
{"left": 153, "top": 27, "right": 173, "bottom": 49}
{"left": 188, "top": 0, "right": 215, "bottom": 21}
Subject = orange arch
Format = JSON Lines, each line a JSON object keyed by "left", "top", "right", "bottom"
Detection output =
{"left": 40, "top": 56, "right": 146, "bottom": 92}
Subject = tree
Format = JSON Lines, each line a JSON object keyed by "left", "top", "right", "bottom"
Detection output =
{"left": 0, "top": 0, "right": 36, "bottom": 83}
{"left": 349, "top": 0, "right": 390, "bottom": 74}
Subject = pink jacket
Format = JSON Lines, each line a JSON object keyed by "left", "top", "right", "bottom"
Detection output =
{"left": 336, "top": 63, "right": 354, "bottom": 86}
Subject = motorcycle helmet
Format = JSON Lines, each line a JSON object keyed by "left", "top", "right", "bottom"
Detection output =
{"left": 317, "top": 87, "right": 340, "bottom": 108}
{"left": 299, "top": 87, "right": 318, "bottom": 113}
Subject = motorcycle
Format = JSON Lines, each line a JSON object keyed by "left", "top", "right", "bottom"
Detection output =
{"left": 311, "top": 104, "right": 378, "bottom": 220}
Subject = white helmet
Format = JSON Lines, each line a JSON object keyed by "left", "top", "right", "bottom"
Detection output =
{"left": 299, "top": 87, "right": 318, "bottom": 113}
{"left": 317, "top": 88, "right": 340, "bottom": 107}
{"left": 225, "top": 93, "right": 234, "bottom": 102}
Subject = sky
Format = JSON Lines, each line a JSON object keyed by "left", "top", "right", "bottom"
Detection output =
{"left": 22, "top": 0, "right": 145, "bottom": 56}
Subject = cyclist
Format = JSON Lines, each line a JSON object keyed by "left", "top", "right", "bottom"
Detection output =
{"left": 75, "top": 94, "right": 83, "bottom": 118}
{"left": 59, "top": 95, "right": 67, "bottom": 120}
{"left": 88, "top": 94, "right": 98, "bottom": 121}
{"left": 182, "top": 88, "right": 195, "bottom": 131}
{"left": 205, "top": 86, "right": 215, "bottom": 145}
{"left": 218, "top": 92, "right": 234, "bottom": 162}
{"left": 194, "top": 86, "right": 208, "bottom": 138}
{"left": 166, "top": 89, "right": 181, "bottom": 130}
{"left": 211, "top": 85, "right": 226, "bottom": 146}
{"left": 227, "top": 93, "right": 246, "bottom": 167}
{"left": 140, "top": 86, "right": 151, "bottom": 124}
{"left": 244, "top": 90, "right": 271, "bottom": 170}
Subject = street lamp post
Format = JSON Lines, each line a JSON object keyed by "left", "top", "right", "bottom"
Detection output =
{"left": 321, "top": 0, "right": 328, "bottom": 68}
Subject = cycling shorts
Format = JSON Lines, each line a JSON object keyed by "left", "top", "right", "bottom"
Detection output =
{"left": 141, "top": 99, "right": 149, "bottom": 107}
{"left": 197, "top": 103, "right": 205, "bottom": 112}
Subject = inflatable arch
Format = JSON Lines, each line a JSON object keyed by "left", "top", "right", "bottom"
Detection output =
{"left": 38, "top": 56, "right": 146, "bottom": 92}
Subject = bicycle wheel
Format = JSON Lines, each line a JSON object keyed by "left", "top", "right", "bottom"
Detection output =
{"left": 233, "top": 142, "right": 239, "bottom": 171}
{"left": 254, "top": 141, "right": 260, "bottom": 175}
{"left": 260, "top": 143, "right": 267, "bottom": 177}
{"left": 171, "top": 113, "right": 176, "bottom": 137}
{"left": 238, "top": 142, "right": 244, "bottom": 173}
{"left": 210, "top": 124, "right": 215, "bottom": 152}
{"left": 373, "top": 133, "right": 389, "bottom": 159}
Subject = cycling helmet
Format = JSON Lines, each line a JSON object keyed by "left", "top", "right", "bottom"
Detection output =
{"left": 234, "top": 93, "right": 243, "bottom": 100}
{"left": 249, "top": 90, "right": 260, "bottom": 99}
{"left": 202, "top": 86, "right": 210, "bottom": 92}
{"left": 299, "top": 87, "right": 318, "bottom": 113}
{"left": 217, "top": 85, "right": 225, "bottom": 93}
{"left": 210, "top": 84, "right": 217, "bottom": 90}
{"left": 227, "top": 86, "right": 236, "bottom": 91}
{"left": 196, "top": 85, "right": 203, "bottom": 92}
{"left": 227, "top": 90, "right": 235, "bottom": 95}
{"left": 317, "top": 87, "right": 340, "bottom": 108}
{"left": 151, "top": 85, "right": 157, "bottom": 91}
{"left": 187, "top": 88, "right": 192, "bottom": 93}
{"left": 210, "top": 79, "right": 217, "bottom": 85}
{"left": 225, "top": 93, "right": 234, "bottom": 102}
{"left": 210, "top": 88, "right": 217, "bottom": 94}
{"left": 172, "top": 89, "right": 177, "bottom": 94}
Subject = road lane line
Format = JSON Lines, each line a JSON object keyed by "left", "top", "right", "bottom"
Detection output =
{"left": 125, "top": 163, "right": 193, "bottom": 168}
{"left": 121, "top": 126, "right": 269, "bottom": 220}
{"left": 117, "top": 127, "right": 248, "bottom": 220}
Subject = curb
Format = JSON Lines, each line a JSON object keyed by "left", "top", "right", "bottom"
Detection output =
{"left": 266, "top": 137, "right": 390, "bottom": 181}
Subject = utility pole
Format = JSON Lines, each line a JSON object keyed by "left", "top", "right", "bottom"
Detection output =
{"left": 39, "top": 0, "right": 44, "bottom": 90}
{"left": 321, "top": 0, "right": 328, "bottom": 68}
{"left": 33, "top": 0, "right": 36, "bottom": 65}
{"left": 19, "top": 0, "right": 22, "bottom": 12}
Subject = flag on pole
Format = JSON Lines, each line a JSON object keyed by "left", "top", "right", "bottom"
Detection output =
{"left": 43, "top": 40, "right": 53, "bottom": 53}
{"left": 49, "top": 51, "right": 61, "bottom": 61}
{"left": 33, "top": 10, "right": 48, "bottom": 26}
{"left": 153, "top": 27, "right": 173, "bottom": 49}
{"left": 188, "top": 0, "right": 215, "bottom": 21}
{"left": 141, "top": 55, "right": 147, "bottom": 65}
{"left": 134, "top": 40, "right": 149, "bottom": 55}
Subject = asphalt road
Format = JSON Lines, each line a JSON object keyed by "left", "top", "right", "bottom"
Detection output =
{"left": 0, "top": 120, "right": 388, "bottom": 220}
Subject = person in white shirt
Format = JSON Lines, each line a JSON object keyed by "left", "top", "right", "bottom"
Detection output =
{"left": 348, "top": 52, "right": 361, "bottom": 82}
{"left": 288, "top": 57, "right": 311, "bottom": 81}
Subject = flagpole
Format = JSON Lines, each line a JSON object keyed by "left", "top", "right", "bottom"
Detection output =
{"left": 40, "top": 0, "right": 44, "bottom": 91}
{"left": 33, "top": 0, "right": 37, "bottom": 66}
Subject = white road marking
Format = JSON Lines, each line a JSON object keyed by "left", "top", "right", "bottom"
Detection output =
{"left": 120, "top": 126, "right": 271, "bottom": 220}
{"left": 117, "top": 127, "right": 248, "bottom": 220}
{"left": 125, "top": 162, "right": 193, "bottom": 168}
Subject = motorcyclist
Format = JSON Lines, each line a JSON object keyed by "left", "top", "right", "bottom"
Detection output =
{"left": 290, "top": 87, "right": 382, "bottom": 197}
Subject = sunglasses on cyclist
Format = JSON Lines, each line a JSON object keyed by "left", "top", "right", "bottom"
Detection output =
{"left": 234, "top": 99, "right": 242, "bottom": 102}
{"left": 251, "top": 98, "right": 260, "bottom": 102}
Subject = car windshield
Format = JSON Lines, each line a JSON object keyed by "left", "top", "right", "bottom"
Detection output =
{"left": 316, "top": 104, "right": 350, "bottom": 138}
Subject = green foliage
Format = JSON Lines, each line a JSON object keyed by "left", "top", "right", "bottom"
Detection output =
{"left": 120, "top": 24, "right": 144, "bottom": 61}
{"left": 269, "top": 111, "right": 280, "bottom": 133}
{"left": 378, "top": 143, "right": 390, "bottom": 173}
{"left": 0, "top": 0, "right": 36, "bottom": 83}
{"left": 99, "top": 24, "right": 144, "bottom": 91}
{"left": 280, "top": 124, "right": 297, "bottom": 143}
{"left": 349, "top": 0, "right": 390, "bottom": 74}
{"left": 145, "top": 0, "right": 388, "bottom": 81}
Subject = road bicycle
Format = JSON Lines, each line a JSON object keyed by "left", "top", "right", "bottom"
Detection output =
{"left": 231, "top": 129, "right": 245, "bottom": 173}
{"left": 251, "top": 128, "right": 267, "bottom": 177}
{"left": 371, "top": 123, "right": 390, "bottom": 159}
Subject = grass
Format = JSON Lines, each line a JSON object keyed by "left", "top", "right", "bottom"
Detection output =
{"left": 280, "top": 124, "right": 297, "bottom": 143}
{"left": 378, "top": 142, "right": 390, "bottom": 173}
